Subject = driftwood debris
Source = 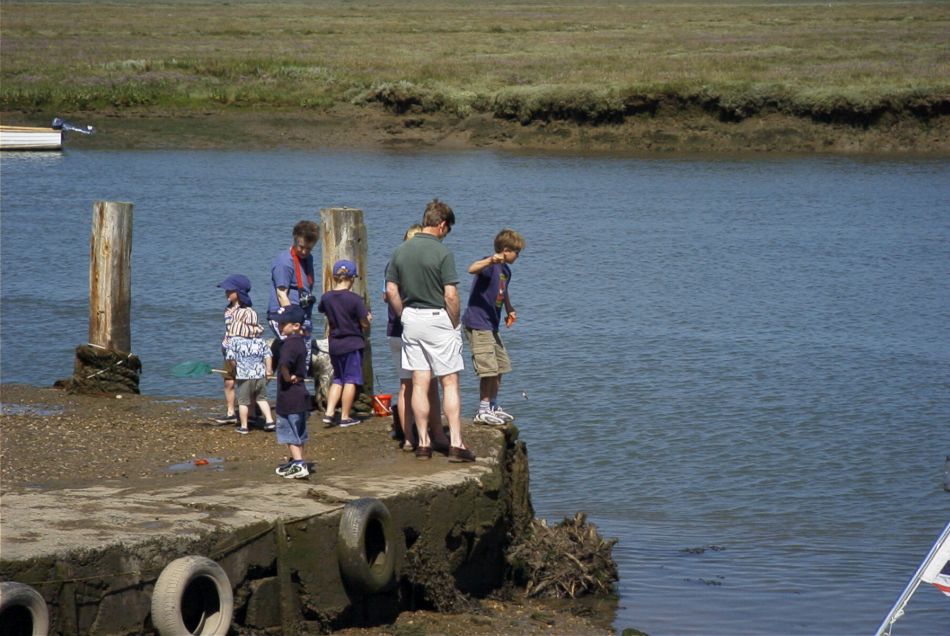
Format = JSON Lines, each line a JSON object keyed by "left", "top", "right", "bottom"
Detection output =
{"left": 507, "top": 512, "right": 619, "bottom": 599}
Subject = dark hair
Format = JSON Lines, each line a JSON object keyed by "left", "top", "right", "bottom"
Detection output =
{"left": 292, "top": 220, "right": 319, "bottom": 243}
{"left": 421, "top": 199, "right": 455, "bottom": 229}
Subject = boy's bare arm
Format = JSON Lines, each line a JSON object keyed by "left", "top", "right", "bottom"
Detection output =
{"left": 467, "top": 253, "right": 504, "bottom": 274}
{"left": 279, "top": 363, "right": 295, "bottom": 383}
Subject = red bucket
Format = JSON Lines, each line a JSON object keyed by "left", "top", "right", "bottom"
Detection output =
{"left": 372, "top": 394, "right": 392, "bottom": 416}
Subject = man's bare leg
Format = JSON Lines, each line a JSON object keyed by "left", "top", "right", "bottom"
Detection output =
{"left": 439, "top": 372, "right": 464, "bottom": 448}
{"left": 411, "top": 369, "right": 433, "bottom": 448}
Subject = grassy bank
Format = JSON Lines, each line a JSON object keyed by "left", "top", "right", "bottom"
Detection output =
{"left": 2, "top": 0, "right": 948, "bottom": 151}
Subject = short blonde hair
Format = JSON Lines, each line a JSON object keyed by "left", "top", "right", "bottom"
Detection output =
{"left": 494, "top": 229, "right": 525, "bottom": 253}
{"left": 404, "top": 224, "right": 423, "bottom": 241}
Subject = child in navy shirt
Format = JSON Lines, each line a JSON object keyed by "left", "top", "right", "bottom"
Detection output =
{"left": 273, "top": 305, "right": 311, "bottom": 479}
{"left": 318, "top": 260, "right": 372, "bottom": 427}
{"left": 462, "top": 229, "right": 524, "bottom": 425}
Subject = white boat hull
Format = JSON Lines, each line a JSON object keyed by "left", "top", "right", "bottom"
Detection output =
{"left": 0, "top": 126, "right": 63, "bottom": 151}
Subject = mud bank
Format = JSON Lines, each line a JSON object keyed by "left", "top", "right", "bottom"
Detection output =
{"left": 0, "top": 385, "right": 616, "bottom": 634}
{"left": 5, "top": 101, "right": 947, "bottom": 156}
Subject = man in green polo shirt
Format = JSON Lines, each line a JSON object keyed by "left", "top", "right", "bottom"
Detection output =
{"left": 385, "top": 199, "right": 475, "bottom": 463}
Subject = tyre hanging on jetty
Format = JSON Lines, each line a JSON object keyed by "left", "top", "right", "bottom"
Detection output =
{"left": 0, "top": 582, "right": 49, "bottom": 636}
{"left": 337, "top": 498, "right": 397, "bottom": 594}
{"left": 151, "top": 556, "right": 233, "bottom": 636}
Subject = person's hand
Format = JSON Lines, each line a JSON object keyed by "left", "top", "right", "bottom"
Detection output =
{"left": 491, "top": 253, "right": 505, "bottom": 264}
{"left": 505, "top": 311, "right": 516, "bottom": 328}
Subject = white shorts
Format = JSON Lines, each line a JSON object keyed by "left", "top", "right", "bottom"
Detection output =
{"left": 389, "top": 336, "right": 412, "bottom": 381}
{"left": 400, "top": 307, "right": 463, "bottom": 377}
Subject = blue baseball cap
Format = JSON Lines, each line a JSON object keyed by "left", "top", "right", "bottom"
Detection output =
{"left": 218, "top": 274, "right": 252, "bottom": 307}
{"left": 274, "top": 304, "right": 305, "bottom": 324}
{"left": 332, "top": 259, "right": 358, "bottom": 278}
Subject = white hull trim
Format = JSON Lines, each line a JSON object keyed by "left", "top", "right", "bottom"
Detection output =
{"left": 0, "top": 126, "right": 63, "bottom": 151}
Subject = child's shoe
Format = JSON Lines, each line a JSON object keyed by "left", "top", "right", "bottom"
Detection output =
{"left": 491, "top": 406, "right": 515, "bottom": 422}
{"left": 322, "top": 415, "right": 336, "bottom": 427}
{"left": 339, "top": 417, "right": 361, "bottom": 428}
{"left": 214, "top": 413, "right": 238, "bottom": 425}
{"left": 473, "top": 410, "right": 505, "bottom": 426}
{"left": 282, "top": 462, "right": 310, "bottom": 479}
{"left": 263, "top": 421, "right": 276, "bottom": 432}
{"left": 234, "top": 426, "right": 249, "bottom": 435}
{"left": 275, "top": 461, "right": 295, "bottom": 476}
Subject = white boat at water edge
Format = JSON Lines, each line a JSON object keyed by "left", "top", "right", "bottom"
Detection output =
{"left": 0, "top": 125, "right": 63, "bottom": 151}
{"left": 0, "top": 118, "right": 95, "bottom": 151}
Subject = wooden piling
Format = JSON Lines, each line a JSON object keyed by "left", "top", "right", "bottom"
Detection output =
{"left": 62, "top": 200, "right": 141, "bottom": 394}
{"left": 89, "top": 201, "right": 133, "bottom": 352}
{"left": 319, "top": 207, "right": 374, "bottom": 397}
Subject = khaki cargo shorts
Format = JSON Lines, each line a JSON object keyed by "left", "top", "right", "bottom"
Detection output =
{"left": 464, "top": 328, "right": 511, "bottom": 378}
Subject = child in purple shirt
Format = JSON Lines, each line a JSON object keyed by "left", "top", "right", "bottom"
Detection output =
{"left": 461, "top": 229, "right": 525, "bottom": 425}
{"left": 318, "top": 260, "right": 372, "bottom": 427}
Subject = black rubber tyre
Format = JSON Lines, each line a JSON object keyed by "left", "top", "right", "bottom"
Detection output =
{"left": 150, "top": 556, "right": 233, "bottom": 636}
{"left": 337, "top": 498, "right": 397, "bottom": 594}
{"left": 0, "top": 582, "right": 49, "bottom": 636}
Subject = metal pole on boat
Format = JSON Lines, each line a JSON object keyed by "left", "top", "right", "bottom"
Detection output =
{"left": 874, "top": 520, "right": 950, "bottom": 636}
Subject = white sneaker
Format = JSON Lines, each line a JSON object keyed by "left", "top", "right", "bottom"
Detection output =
{"left": 282, "top": 463, "right": 310, "bottom": 479}
{"left": 491, "top": 406, "right": 514, "bottom": 422}
{"left": 275, "top": 461, "right": 294, "bottom": 476}
{"left": 473, "top": 410, "right": 505, "bottom": 426}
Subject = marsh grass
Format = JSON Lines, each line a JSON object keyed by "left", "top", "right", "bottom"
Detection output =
{"left": 2, "top": 0, "right": 947, "bottom": 124}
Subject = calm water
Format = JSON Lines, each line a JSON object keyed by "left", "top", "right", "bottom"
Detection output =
{"left": 2, "top": 149, "right": 948, "bottom": 635}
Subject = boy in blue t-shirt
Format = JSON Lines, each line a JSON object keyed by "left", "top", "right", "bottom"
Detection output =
{"left": 318, "top": 260, "right": 372, "bottom": 428}
{"left": 461, "top": 229, "right": 525, "bottom": 425}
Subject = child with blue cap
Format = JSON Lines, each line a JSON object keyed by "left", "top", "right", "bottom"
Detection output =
{"left": 273, "top": 304, "right": 311, "bottom": 479}
{"left": 317, "top": 259, "right": 372, "bottom": 427}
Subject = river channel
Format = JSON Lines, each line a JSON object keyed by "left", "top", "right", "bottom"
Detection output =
{"left": 1, "top": 149, "right": 948, "bottom": 635}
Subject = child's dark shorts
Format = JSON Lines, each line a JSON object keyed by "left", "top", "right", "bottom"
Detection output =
{"left": 330, "top": 350, "right": 363, "bottom": 385}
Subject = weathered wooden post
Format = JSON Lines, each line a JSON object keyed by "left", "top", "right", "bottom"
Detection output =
{"left": 62, "top": 201, "right": 141, "bottom": 394}
{"left": 319, "top": 207, "right": 374, "bottom": 410}
{"left": 89, "top": 201, "right": 133, "bottom": 352}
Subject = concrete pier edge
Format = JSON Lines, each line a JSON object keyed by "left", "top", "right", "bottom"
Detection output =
{"left": 1, "top": 418, "right": 533, "bottom": 634}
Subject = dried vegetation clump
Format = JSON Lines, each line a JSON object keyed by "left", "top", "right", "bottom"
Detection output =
{"left": 507, "top": 513, "right": 618, "bottom": 599}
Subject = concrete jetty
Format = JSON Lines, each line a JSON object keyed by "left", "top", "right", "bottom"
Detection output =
{"left": 0, "top": 386, "right": 533, "bottom": 634}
